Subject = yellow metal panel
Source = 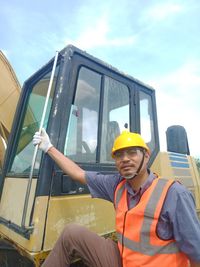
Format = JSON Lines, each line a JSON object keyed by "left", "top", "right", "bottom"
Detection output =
{"left": 0, "top": 178, "right": 37, "bottom": 225}
{"left": 44, "top": 195, "right": 115, "bottom": 251}
{"left": 188, "top": 156, "right": 200, "bottom": 211}
{"left": 151, "top": 152, "right": 200, "bottom": 218}
{"left": 151, "top": 152, "right": 174, "bottom": 178}
{"left": 0, "top": 196, "right": 48, "bottom": 253}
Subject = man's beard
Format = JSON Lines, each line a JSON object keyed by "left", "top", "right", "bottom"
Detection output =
{"left": 124, "top": 172, "right": 138, "bottom": 180}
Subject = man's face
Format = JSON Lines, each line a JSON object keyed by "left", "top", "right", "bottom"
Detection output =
{"left": 113, "top": 147, "right": 150, "bottom": 178}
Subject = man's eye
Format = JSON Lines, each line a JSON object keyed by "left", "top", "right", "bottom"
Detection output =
{"left": 128, "top": 149, "right": 137, "bottom": 154}
{"left": 115, "top": 152, "right": 121, "bottom": 158}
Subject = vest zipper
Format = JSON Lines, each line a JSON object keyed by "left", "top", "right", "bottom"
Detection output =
{"left": 122, "top": 210, "right": 128, "bottom": 258}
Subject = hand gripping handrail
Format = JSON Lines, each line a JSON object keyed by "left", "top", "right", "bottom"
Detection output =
{"left": 21, "top": 51, "right": 59, "bottom": 229}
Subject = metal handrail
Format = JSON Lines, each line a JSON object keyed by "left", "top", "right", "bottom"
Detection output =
{"left": 21, "top": 51, "right": 59, "bottom": 228}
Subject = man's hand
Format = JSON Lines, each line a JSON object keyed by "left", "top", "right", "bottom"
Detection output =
{"left": 33, "top": 128, "right": 86, "bottom": 183}
{"left": 33, "top": 128, "right": 53, "bottom": 153}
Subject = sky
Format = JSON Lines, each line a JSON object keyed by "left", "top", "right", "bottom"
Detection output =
{"left": 1, "top": 0, "right": 200, "bottom": 158}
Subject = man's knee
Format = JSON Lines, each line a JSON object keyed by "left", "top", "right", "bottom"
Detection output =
{"left": 60, "top": 224, "right": 87, "bottom": 245}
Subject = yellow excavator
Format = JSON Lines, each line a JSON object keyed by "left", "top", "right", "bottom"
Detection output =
{"left": 0, "top": 46, "right": 199, "bottom": 266}
{"left": 0, "top": 51, "right": 21, "bottom": 170}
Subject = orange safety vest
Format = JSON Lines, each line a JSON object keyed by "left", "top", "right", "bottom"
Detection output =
{"left": 114, "top": 177, "right": 189, "bottom": 267}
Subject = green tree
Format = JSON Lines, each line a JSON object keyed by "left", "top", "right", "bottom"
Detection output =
{"left": 195, "top": 158, "right": 200, "bottom": 174}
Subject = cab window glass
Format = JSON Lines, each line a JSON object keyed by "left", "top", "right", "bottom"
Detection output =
{"left": 100, "top": 77, "right": 130, "bottom": 162}
{"left": 64, "top": 67, "right": 101, "bottom": 162}
{"left": 139, "top": 91, "right": 155, "bottom": 152}
{"left": 9, "top": 66, "right": 59, "bottom": 174}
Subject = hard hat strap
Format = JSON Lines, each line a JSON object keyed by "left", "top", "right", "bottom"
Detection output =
{"left": 134, "top": 149, "right": 145, "bottom": 176}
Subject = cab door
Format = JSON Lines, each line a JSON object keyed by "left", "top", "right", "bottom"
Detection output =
{"left": 0, "top": 56, "right": 61, "bottom": 252}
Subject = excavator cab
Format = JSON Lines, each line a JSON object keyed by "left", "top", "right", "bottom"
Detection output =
{"left": 0, "top": 45, "right": 160, "bottom": 266}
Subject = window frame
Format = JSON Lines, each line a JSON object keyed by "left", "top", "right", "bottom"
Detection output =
{"left": 3, "top": 58, "right": 61, "bottom": 178}
{"left": 50, "top": 53, "right": 137, "bottom": 196}
{"left": 136, "top": 84, "right": 159, "bottom": 166}
{"left": 63, "top": 66, "right": 102, "bottom": 163}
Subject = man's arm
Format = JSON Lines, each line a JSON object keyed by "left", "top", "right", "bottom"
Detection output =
{"left": 33, "top": 128, "right": 86, "bottom": 184}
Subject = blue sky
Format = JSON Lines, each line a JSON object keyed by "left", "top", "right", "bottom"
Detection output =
{"left": 1, "top": 0, "right": 200, "bottom": 158}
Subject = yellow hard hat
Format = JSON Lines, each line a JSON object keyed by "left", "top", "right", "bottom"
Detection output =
{"left": 111, "top": 131, "right": 150, "bottom": 158}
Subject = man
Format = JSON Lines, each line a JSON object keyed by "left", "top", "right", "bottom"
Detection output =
{"left": 33, "top": 129, "right": 200, "bottom": 267}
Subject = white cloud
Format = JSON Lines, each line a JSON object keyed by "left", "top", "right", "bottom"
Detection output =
{"left": 141, "top": 2, "right": 184, "bottom": 23}
{"left": 65, "top": 16, "right": 137, "bottom": 50}
{"left": 148, "top": 61, "right": 200, "bottom": 158}
{"left": 150, "top": 61, "right": 200, "bottom": 104}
